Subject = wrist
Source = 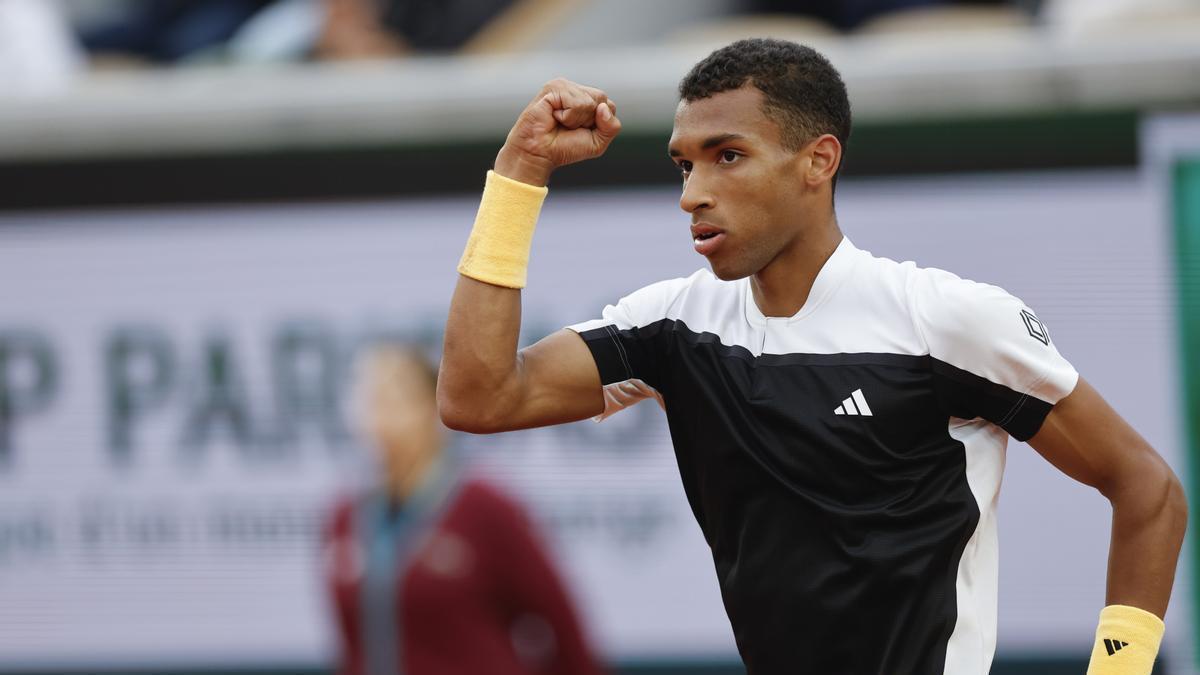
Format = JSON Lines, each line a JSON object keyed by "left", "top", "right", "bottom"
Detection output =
{"left": 1086, "top": 605, "right": 1164, "bottom": 675}
{"left": 494, "top": 145, "right": 554, "bottom": 187}
{"left": 457, "top": 171, "right": 548, "bottom": 289}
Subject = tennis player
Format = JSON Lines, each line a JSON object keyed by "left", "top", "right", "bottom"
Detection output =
{"left": 437, "top": 38, "right": 1187, "bottom": 674}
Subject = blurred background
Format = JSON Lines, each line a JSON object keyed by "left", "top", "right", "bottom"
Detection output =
{"left": 2, "top": 0, "right": 1200, "bottom": 673}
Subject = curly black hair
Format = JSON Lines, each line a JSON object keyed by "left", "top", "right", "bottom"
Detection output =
{"left": 679, "top": 38, "right": 851, "bottom": 158}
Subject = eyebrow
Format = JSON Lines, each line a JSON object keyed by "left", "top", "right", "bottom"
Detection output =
{"left": 668, "top": 133, "right": 748, "bottom": 157}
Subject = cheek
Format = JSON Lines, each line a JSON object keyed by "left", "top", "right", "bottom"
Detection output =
{"left": 731, "top": 189, "right": 780, "bottom": 241}
{"left": 723, "top": 178, "right": 766, "bottom": 221}
{"left": 755, "top": 180, "right": 805, "bottom": 231}
{"left": 733, "top": 197, "right": 796, "bottom": 263}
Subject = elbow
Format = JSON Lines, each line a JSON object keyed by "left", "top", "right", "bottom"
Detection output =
{"left": 1165, "top": 467, "right": 1189, "bottom": 539}
{"left": 1106, "top": 456, "right": 1189, "bottom": 541}
{"left": 1155, "top": 466, "right": 1190, "bottom": 552}
{"left": 1151, "top": 462, "right": 1188, "bottom": 536}
{"left": 436, "top": 383, "right": 509, "bottom": 434}
{"left": 437, "top": 387, "right": 483, "bottom": 433}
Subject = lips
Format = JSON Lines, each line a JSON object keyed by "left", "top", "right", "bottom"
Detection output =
{"left": 691, "top": 222, "right": 726, "bottom": 257}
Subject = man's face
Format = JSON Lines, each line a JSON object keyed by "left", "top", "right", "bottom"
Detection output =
{"left": 351, "top": 351, "right": 441, "bottom": 479}
{"left": 668, "top": 85, "right": 811, "bottom": 281}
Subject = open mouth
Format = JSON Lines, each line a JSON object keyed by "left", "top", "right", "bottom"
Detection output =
{"left": 692, "top": 229, "right": 726, "bottom": 256}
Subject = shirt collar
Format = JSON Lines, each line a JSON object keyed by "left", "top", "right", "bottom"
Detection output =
{"left": 744, "top": 236, "right": 859, "bottom": 326}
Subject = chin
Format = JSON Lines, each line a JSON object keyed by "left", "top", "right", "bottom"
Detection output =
{"left": 708, "top": 259, "right": 754, "bottom": 282}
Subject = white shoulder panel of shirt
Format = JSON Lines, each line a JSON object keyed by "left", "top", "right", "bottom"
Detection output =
{"left": 907, "top": 264, "right": 1079, "bottom": 405}
{"left": 574, "top": 247, "right": 1079, "bottom": 421}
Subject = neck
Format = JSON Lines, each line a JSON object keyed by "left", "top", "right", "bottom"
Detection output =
{"left": 384, "top": 449, "right": 439, "bottom": 503}
{"left": 750, "top": 215, "right": 842, "bottom": 318}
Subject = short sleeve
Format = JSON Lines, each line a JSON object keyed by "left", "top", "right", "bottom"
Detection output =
{"left": 910, "top": 269, "right": 1079, "bottom": 441}
{"left": 566, "top": 276, "right": 691, "bottom": 420}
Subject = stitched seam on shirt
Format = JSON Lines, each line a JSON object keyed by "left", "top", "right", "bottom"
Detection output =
{"left": 605, "top": 324, "right": 633, "bottom": 380}
{"left": 998, "top": 372, "right": 1049, "bottom": 429}
{"left": 903, "top": 268, "right": 932, "bottom": 357}
{"left": 997, "top": 392, "right": 1029, "bottom": 428}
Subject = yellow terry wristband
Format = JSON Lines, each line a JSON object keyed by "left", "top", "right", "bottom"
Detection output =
{"left": 457, "top": 170, "right": 549, "bottom": 289}
{"left": 1086, "top": 605, "right": 1164, "bottom": 674}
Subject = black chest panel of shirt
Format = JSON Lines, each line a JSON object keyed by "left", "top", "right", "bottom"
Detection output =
{"left": 628, "top": 319, "right": 979, "bottom": 675}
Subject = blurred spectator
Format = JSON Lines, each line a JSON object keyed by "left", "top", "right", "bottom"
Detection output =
{"left": 318, "top": 0, "right": 520, "bottom": 59}
{"left": 739, "top": 0, "right": 1014, "bottom": 31}
{"left": 78, "top": 0, "right": 277, "bottom": 64}
{"left": 0, "top": 0, "right": 83, "bottom": 97}
{"left": 324, "top": 345, "right": 603, "bottom": 675}
{"left": 224, "top": 0, "right": 325, "bottom": 64}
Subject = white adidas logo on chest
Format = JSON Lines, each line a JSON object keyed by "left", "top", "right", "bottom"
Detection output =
{"left": 834, "top": 389, "right": 873, "bottom": 417}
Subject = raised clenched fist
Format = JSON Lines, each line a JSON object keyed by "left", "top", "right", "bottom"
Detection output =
{"left": 494, "top": 78, "right": 622, "bottom": 187}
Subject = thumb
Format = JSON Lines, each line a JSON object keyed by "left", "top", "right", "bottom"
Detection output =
{"left": 590, "top": 102, "right": 622, "bottom": 149}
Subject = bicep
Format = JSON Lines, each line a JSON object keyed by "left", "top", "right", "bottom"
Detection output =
{"left": 1027, "top": 376, "right": 1166, "bottom": 495}
{"left": 509, "top": 329, "right": 605, "bottom": 429}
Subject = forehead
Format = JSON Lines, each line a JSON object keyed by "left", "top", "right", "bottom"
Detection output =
{"left": 357, "top": 350, "right": 430, "bottom": 395}
{"left": 669, "top": 86, "right": 779, "bottom": 150}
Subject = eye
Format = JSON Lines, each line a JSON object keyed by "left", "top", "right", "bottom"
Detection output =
{"left": 718, "top": 150, "right": 741, "bottom": 164}
{"left": 677, "top": 160, "right": 693, "bottom": 175}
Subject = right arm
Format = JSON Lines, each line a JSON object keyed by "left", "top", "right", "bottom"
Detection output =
{"left": 438, "top": 79, "right": 622, "bottom": 433}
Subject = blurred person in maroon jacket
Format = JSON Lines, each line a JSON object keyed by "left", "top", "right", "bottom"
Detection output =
{"left": 324, "top": 344, "right": 603, "bottom": 675}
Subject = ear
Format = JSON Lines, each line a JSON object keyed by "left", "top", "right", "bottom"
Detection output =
{"left": 805, "top": 134, "right": 843, "bottom": 188}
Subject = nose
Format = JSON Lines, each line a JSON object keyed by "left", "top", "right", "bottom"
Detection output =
{"left": 679, "top": 173, "right": 714, "bottom": 214}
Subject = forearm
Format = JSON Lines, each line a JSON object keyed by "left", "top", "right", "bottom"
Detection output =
{"left": 438, "top": 80, "right": 618, "bottom": 431}
{"left": 1084, "top": 466, "right": 1184, "bottom": 674}
{"left": 1104, "top": 463, "right": 1188, "bottom": 617}
{"left": 1027, "top": 379, "right": 1185, "bottom": 672}
{"left": 438, "top": 149, "right": 552, "bottom": 430}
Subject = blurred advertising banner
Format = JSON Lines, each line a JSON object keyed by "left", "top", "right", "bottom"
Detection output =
{"left": 0, "top": 169, "right": 1185, "bottom": 669}
{"left": 1146, "top": 112, "right": 1200, "bottom": 675}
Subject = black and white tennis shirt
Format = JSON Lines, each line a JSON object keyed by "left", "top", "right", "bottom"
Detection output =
{"left": 567, "top": 237, "right": 1078, "bottom": 675}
